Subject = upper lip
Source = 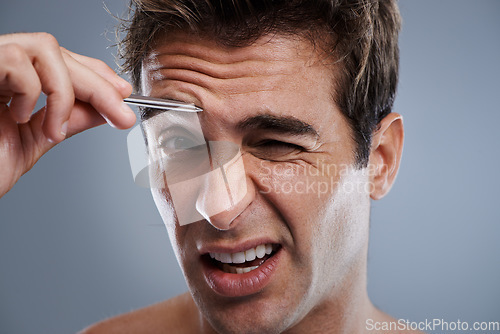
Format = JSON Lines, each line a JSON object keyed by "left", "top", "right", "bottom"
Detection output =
{"left": 198, "top": 238, "right": 280, "bottom": 255}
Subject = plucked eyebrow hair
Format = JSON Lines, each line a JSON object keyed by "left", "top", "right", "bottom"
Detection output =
{"left": 237, "top": 114, "right": 319, "bottom": 139}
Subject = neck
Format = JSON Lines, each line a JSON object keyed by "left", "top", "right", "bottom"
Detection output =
{"left": 284, "top": 246, "right": 376, "bottom": 334}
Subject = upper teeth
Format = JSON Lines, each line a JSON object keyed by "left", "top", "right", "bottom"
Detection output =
{"left": 209, "top": 243, "right": 273, "bottom": 263}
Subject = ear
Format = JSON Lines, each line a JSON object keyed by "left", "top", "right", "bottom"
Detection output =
{"left": 368, "top": 113, "right": 404, "bottom": 200}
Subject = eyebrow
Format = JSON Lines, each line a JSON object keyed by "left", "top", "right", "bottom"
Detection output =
{"left": 237, "top": 114, "right": 319, "bottom": 139}
{"left": 139, "top": 102, "right": 201, "bottom": 121}
{"left": 141, "top": 107, "right": 178, "bottom": 121}
{"left": 141, "top": 107, "right": 158, "bottom": 121}
{"left": 141, "top": 107, "right": 319, "bottom": 140}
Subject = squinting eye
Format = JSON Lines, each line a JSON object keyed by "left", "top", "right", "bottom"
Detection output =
{"left": 250, "top": 140, "right": 304, "bottom": 160}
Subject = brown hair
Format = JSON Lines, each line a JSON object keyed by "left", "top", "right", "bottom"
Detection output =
{"left": 119, "top": 0, "right": 401, "bottom": 167}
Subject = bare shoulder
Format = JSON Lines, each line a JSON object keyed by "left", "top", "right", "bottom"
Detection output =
{"left": 79, "top": 292, "right": 199, "bottom": 334}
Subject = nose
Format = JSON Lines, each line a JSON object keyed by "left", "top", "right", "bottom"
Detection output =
{"left": 195, "top": 141, "right": 254, "bottom": 230}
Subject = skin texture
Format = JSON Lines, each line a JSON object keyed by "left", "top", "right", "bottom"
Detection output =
{"left": 0, "top": 31, "right": 409, "bottom": 334}
{"left": 147, "top": 33, "right": 370, "bottom": 334}
{"left": 83, "top": 32, "right": 408, "bottom": 334}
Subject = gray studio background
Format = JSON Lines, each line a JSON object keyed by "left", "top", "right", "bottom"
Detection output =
{"left": 1, "top": 0, "right": 499, "bottom": 333}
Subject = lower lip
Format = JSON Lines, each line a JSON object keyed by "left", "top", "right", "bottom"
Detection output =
{"left": 201, "top": 248, "right": 282, "bottom": 297}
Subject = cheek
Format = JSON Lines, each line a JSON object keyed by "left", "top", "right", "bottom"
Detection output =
{"left": 255, "top": 160, "right": 340, "bottom": 224}
{"left": 254, "top": 160, "right": 337, "bottom": 256}
{"left": 151, "top": 187, "right": 197, "bottom": 261}
{"left": 315, "top": 169, "right": 371, "bottom": 270}
{"left": 151, "top": 188, "right": 176, "bottom": 227}
{"left": 256, "top": 161, "right": 370, "bottom": 274}
{"left": 151, "top": 188, "right": 183, "bottom": 254}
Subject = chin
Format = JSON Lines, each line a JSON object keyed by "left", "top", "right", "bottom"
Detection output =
{"left": 192, "top": 286, "right": 306, "bottom": 334}
{"left": 204, "top": 308, "right": 291, "bottom": 334}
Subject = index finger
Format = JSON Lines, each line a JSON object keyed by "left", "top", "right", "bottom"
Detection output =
{"left": 60, "top": 51, "right": 136, "bottom": 130}
{"left": 1, "top": 33, "right": 75, "bottom": 142}
{"left": 60, "top": 48, "right": 132, "bottom": 98}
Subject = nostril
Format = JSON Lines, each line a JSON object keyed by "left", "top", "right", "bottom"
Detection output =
{"left": 205, "top": 214, "right": 233, "bottom": 231}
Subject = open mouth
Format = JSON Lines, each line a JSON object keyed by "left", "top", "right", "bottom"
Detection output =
{"left": 206, "top": 243, "right": 281, "bottom": 274}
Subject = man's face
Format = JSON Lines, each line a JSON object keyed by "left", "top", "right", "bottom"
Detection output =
{"left": 141, "top": 32, "right": 372, "bottom": 333}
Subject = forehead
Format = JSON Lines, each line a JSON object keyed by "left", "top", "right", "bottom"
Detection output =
{"left": 140, "top": 32, "right": 341, "bottom": 137}
{"left": 142, "top": 32, "right": 334, "bottom": 91}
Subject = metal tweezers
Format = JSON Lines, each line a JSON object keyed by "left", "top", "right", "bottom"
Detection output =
{"left": 124, "top": 94, "right": 202, "bottom": 113}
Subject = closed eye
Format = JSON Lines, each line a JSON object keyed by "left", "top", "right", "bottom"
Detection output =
{"left": 249, "top": 139, "right": 304, "bottom": 160}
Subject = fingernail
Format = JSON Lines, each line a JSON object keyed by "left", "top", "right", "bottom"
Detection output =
{"left": 122, "top": 102, "right": 135, "bottom": 115}
{"left": 60, "top": 121, "right": 69, "bottom": 137}
{"left": 22, "top": 115, "right": 32, "bottom": 124}
{"left": 102, "top": 115, "right": 117, "bottom": 129}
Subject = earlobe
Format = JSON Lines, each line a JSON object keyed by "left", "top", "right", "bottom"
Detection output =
{"left": 368, "top": 113, "right": 404, "bottom": 200}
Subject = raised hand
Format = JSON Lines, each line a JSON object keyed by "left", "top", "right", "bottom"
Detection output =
{"left": 0, "top": 32, "right": 136, "bottom": 197}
